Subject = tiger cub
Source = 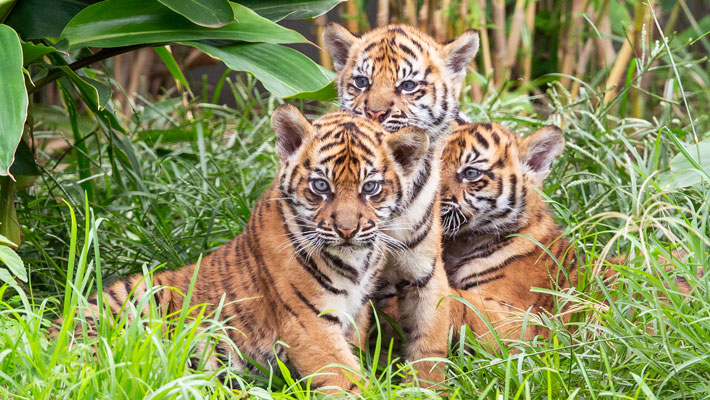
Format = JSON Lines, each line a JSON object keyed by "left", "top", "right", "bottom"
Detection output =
{"left": 440, "top": 122, "right": 573, "bottom": 342}
{"left": 58, "top": 106, "right": 429, "bottom": 392}
{"left": 323, "top": 23, "right": 479, "bottom": 382}
{"left": 440, "top": 123, "right": 694, "bottom": 343}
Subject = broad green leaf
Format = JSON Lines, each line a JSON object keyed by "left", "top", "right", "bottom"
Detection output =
{"left": 239, "top": 0, "right": 343, "bottom": 21}
{"left": 287, "top": 81, "right": 337, "bottom": 101}
{"left": 61, "top": 0, "right": 307, "bottom": 49}
{"left": 9, "top": 140, "right": 39, "bottom": 177}
{"left": 182, "top": 41, "right": 334, "bottom": 99}
{"left": 662, "top": 139, "right": 710, "bottom": 189}
{"left": 157, "top": 0, "right": 234, "bottom": 28}
{"left": 0, "top": 233, "right": 16, "bottom": 248}
{"left": 0, "top": 25, "right": 28, "bottom": 177}
{"left": 154, "top": 46, "right": 191, "bottom": 92}
{"left": 55, "top": 66, "right": 111, "bottom": 110}
{"left": 4, "top": 0, "right": 97, "bottom": 39}
{"left": 21, "top": 41, "right": 57, "bottom": 65}
{"left": 0, "top": 245, "right": 24, "bottom": 282}
{"left": 0, "top": 0, "right": 16, "bottom": 22}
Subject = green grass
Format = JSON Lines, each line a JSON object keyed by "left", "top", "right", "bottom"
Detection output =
{"left": 2, "top": 32, "right": 710, "bottom": 399}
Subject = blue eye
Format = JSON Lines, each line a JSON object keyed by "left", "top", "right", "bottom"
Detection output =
{"left": 354, "top": 76, "right": 369, "bottom": 89}
{"left": 311, "top": 179, "right": 330, "bottom": 194}
{"left": 463, "top": 168, "right": 482, "bottom": 180}
{"left": 399, "top": 80, "right": 418, "bottom": 92}
{"left": 362, "top": 181, "right": 380, "bottom": 195}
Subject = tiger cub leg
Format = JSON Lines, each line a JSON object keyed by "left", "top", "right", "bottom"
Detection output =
{"left": 280, "top": 316, "right": 364, "bottom": 393}
{"left": 394, "top": 253, "right": 450, "bottom": 386}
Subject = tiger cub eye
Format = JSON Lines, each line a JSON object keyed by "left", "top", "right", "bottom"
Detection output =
{"left": 463, "top": 167, "right": 482, "bottom": 180}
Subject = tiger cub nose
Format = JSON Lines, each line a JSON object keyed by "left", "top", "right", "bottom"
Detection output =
{"left": 366, "top": 108, "right": 390, "bottom": 122}
{"left": 335, "top": 224, "right": 359, "bottom": 240}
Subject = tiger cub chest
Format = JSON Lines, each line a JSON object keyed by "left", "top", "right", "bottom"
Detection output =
{"left": 319, "top": 247, "right": 385, "bottom": 331}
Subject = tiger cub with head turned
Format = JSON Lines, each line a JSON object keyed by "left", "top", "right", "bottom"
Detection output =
{"left": 440, "top": 122, "right": 694, "bottom": 344}
{"left": 59, "top": 105, "right": 429, "bottom": 392}
{"left": 440, "top": 122, "right": 573, "bottom": 342}
{"left": 323, "top": 23, "right": 479, "bottom": 382}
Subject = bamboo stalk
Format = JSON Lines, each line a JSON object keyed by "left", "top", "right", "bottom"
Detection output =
{"left": 345, "top": 1, "right": 359, "bottom": 34}
{"left": 502, "top": 0, "right": 526, "bottom": 67}
{"left": 571, "top": 38, "right": 594, "bottom": 98}
{"left": 595, "top": 0, "right": 615, "bottom": 68}
{"left": 458, "top": 0, "right": 469, "bottom": 35}
{"left": 603, "top": 29, "right": 634, "bottom": 105}
{"left": 492, "top": 0, "right": 507, "bottom": 85}
{"left": 630, "top": 0, "right": 650, "bottom": 119}
{"left": 314, "top": 14, "right": 332, "bottom": 69}
{"left": 376, "top": 0, "right": 389, "bottom": 27}
{"left": 439, "top": 0, "right": 451, "bottom": 40}
{"left": 476, "top": 0, "right": 494, "bottom": 88}
{"left": 521, "top": 0, "right": 536, "bottom": 86}
{"left": 559, "top": 0, "right": 584, "bottom": 88}
{"left": 404, "top": 0, "right": 417, "bottom": 26}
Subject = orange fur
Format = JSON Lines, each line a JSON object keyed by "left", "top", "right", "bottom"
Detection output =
{"left": 57, "top": 107, "right": 431, "bottom": 393}
{"left": 323, "top": 23, "right": 480, "bottom": 385}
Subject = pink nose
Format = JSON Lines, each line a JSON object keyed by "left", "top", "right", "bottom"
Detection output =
{"left": 335, "top": 224, "right": 358, "bottom": 240}
{"left": 366, "top": 108, "right": 390, "bottom": 122}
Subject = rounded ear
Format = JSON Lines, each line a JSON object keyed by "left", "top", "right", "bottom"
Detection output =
{"left": 323, "top": 22, "right": 358, "bottom": 72}
{"left": 386, "top": 127, "right": 430, "bottom": 174}
{"left": 271, "top": 104, "right": 312, "bottom": 160}
{"left": 520, "top": 126, "right": 565, "bottom": 183}
{"left": 440, "top": 30, "right": 479, "bottom": 82}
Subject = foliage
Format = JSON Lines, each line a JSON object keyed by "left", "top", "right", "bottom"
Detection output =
{"left": 0, "top": 0, "right": 709, "bottom": 398}
{"left": 0, "top": 0, "right": 341, "bottom": 247}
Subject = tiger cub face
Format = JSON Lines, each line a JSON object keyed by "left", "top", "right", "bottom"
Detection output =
{"left": 323, "top": 24, "right": 479, "bottom": 138}
{"left": 439, "top": 123, "right": 565, "bottom": 237}
{"left": 272, "top": 105, "right": 429, "bottom": 253}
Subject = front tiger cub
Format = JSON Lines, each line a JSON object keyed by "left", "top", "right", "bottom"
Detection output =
{"left": 57, "top": 106, "right": 429, "bottom": 392}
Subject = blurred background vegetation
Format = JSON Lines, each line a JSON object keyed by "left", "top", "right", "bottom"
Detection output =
{"left": 0, "top": 1, "right": 709, "bottom": 398}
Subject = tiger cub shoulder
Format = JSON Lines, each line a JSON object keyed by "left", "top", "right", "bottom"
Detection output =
{"left": 57, "top": 106, "right": 430, "bottom": 393}
{"left": 323, "top": 23, "right": 479, "bottom": 138}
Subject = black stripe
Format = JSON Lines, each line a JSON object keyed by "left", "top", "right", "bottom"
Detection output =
{"left": 291, "top": 284, "right": 340, "bottom": 325}
{"left": 458, "top": 248, "right": 538, "bottom": 287}
{"left": 474, "top": 131, "right": 489, "bottom": 149}
{"left": 247, "top": 204, "right": 302, "bottom": 322}
{"left": 410, "top": 153, "right": 432, "bottom": 202}
{"left": 404, "top": 220, "right": 432, "bottom": 248}
{"left": 322, "top": 251, "right": 359, "bottom": 281}
{"left": 461, "top": 274, "right": 504, "bottom": 290}
{"left": 396, "top": 262, "right": 435, "bottom": 291}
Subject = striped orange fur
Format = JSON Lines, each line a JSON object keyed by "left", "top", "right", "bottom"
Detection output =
{"left": 57, "top": 106, "right": 431, "bottom": 393}
{"left": 440, "top": 122, "right": 694, "bottom": 344}
{"left": 323, "top": 23, "right": 480, "bottom": 384}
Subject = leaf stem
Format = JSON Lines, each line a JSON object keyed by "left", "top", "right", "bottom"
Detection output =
{"left": 27, "top": 44, "right": 152, "bottom": 94}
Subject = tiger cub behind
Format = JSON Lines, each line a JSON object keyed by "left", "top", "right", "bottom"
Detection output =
{"left": 57, "top": 106, "right": 430, "bottom": 392}
{"left": 440, "top": 122, "right": 694, "bottom": 343}
{"left": 324, "top": 23, "right": 478, "bottom": 139}
{"left": 323, "top": 23, "right": 479, "bottom": 383}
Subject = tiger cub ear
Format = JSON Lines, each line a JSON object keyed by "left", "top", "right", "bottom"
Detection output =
{"left": 386, "top": 127, "right": 430, "bottom": 174}
{"left": 323, "top": 22, "right": 358, "bottom": 72}
{"left": 271, "top": 104, "right": 313, "bottom": 160}
{"left": 440, "top": 30, "right": 479, "bottom": 81}
{"left": 520, "top": 126, "right": 565, "bottom": 183}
